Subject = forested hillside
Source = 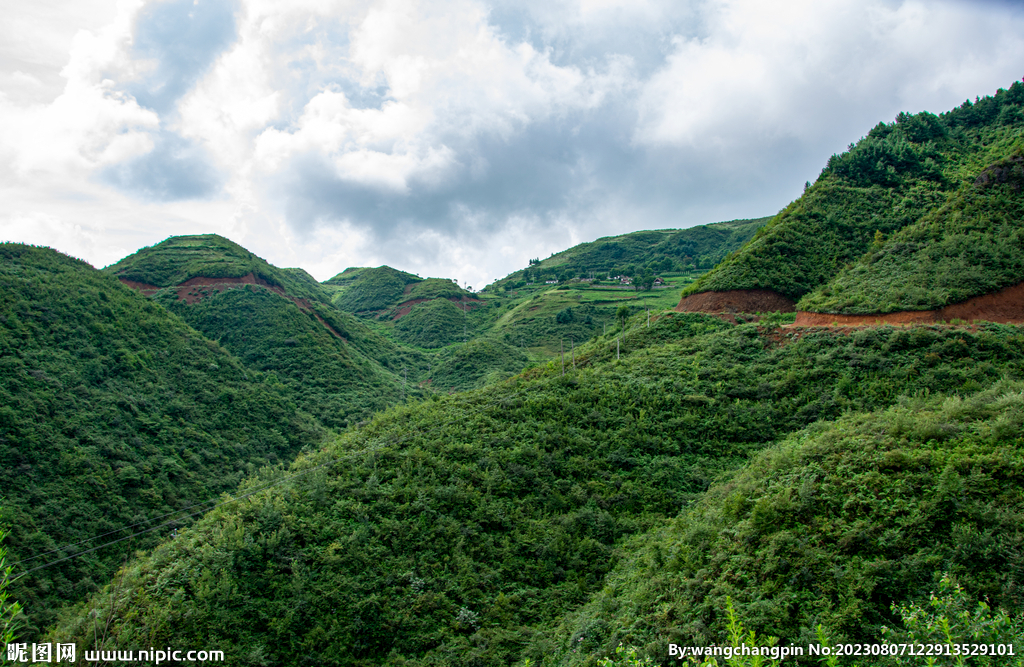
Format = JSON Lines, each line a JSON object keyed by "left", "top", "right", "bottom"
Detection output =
{"left": 685, "top": 82, "right": 1024, "bottom": 305}
{"left": 326, "top": 265, "right": 425, "bottom": 314}
{"left": 48, "top": 313, "right": 1024, "bottom": 665}
{"left": 556, "top": 382, "right": 1024, "bottom": 663}
{"left": 0, "top": 244, "right": 325, "bottom": 636}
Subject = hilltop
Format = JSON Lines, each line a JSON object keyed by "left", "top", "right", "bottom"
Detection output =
{"left": 488, "top": 218, "right": 768, "bottom": 291}
{"left": 107, "top": 235, "right": 426, "bottom": 427}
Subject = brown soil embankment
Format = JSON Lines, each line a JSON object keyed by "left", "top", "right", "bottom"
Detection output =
{"left": 795, "top": 281, "right": 1024, "bottom": 326}
{"left": 119, "top": 273, "right": 348, "bottom": 341}
{"left": 117, "top": 278, "right": 161, "bottom": 295}
{"left": 676, "top": 289, "right": 795, "bottom": 314}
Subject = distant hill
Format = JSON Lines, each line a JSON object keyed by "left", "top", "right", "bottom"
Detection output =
{"left": 106, "top": 234, "right": 326, "bottom": 304}
{"left": 488, "top": 218, "right": 768, "bottom": 291}
{"left": 682, "top": 82, "right": 1024, "bottom": 312}
{"left": 0, "top": 244, "right": 325, "bottom": 637}
{"left": 107, "top": 236, "right": 426, "bottom": 428}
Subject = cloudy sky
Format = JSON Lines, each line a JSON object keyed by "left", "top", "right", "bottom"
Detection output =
{"left": 2, "top": 0, "right": 1023, "bottom": 288}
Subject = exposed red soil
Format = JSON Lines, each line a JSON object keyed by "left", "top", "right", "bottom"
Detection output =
{"left": 676, "top": 289, "right": 796, "bottom": 314}
{"left": 120, "top": 273, "right": 347, "bottom": 341}
{"left": 117, "top": 278, "right": 161, "bottom": 295}
{"left": 794, "top": 281, "right": 1024, "bottom": 326}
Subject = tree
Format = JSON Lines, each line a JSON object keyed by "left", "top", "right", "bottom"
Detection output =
{"left": 616, "top": 304, "right": 631, "bottom": 329}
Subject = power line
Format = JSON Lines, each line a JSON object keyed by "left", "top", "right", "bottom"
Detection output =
{"left": 10, "top": 455, "right": 341, "bottom": 581}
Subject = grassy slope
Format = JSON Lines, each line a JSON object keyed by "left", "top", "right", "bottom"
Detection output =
{"left": 799, "top": 152, "right": 1024, "bottom": 314}
{"left": 555, "top": 383, "right": 1024, "bottom": 664}
{"left": 49, "top": 315, "right": 1024, "bottom": 666}
{"left": 107, "top": 236, "right": 430, "bottom": 426}
{"left": 152, "top": 288, "right": 419, "bottom": 428}
{"left": 0, "top": 244, "right": 325, "bottom": 637}
{"left": 685, "top": 82, "right": 1024, "bottom": 301}
{"left": 393, "top": 298, "right": 470, "bottom": 349}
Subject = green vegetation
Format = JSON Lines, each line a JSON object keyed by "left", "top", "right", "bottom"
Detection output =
{"left": 879, "top": 573, "right": 1024, "bottom": 667}
{"left": 109, "top": 237, "right": 430, "bottom": 428}
{"left": 488, "top": 219, "right": 768, "bottom": 292}
{"left": 330, "top": 266, "right": 423, "bottom": 313}
{"left": 0, "top": 244, "right": 325, "bottom": 637}
{"left": 686, "top": 82, "right": 1024, "bottom": 301}
{"left": 799, "top": 152, "right": 1024, "bottom": 313}
{"left": 553, "top": 382, "right": 1024, "bottom": 664}
{"left": 1, "top": 509, "right": 24, "bottom": 646}
{"left": 106, "top": 234, "right": 327, "bottom": 304}
{"left": 153, "top": 286, "right": 419, "bottom": 429}
{"left": 14, "top": 81, "right": 1024, "bottom": 667}
{"left": 428, "top": 339, "right": 529, "bottom": 392}
{"left": 393, "top": 298, "right": 469, "bottom": 348}
{"left": 407, "top": 278, "right": 470, "bottom": 302}
{"left": 48, "top": 315, "right": 1024, "bottom": 665}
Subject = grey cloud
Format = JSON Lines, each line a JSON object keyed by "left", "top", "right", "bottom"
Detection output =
{"left": 128, "top": 0, "right": 238, "bottom": 113}
{"left": 101, "top": 131, "right": 222, "bottom": 201}
{"left": 276, "top": 90, "right": 809, "bottom": 273}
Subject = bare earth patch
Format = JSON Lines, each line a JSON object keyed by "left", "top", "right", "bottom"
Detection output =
{"left": 675, "top": 289, "right": 796, "bottom": 314}
{"left": 795, "top": 281, "right": 1024, "bottom": 326}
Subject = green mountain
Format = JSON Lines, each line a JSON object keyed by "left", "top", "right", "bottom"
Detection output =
{"left": 13, "top": 83, "right": 1024, "bottom": 667}
{"left": 683, "top": 82, "right": 1024, "bottom": 307}
{"left": 326, "top": 266, "right": 424, "bottom": 314}
{"left": 798, "top": 151, "right": 1024, "bottom": 314}
{"left": 48, "top": 314, "right": 1024, "bottom": 665}
{"left": 326, "top": 220, "right": 765, "bottom": 364}
{"left": 0, "top": 244, "right": 325, "bottom": 636}
{"left": 106, "top": 235, "right": 427, "bottom": 428}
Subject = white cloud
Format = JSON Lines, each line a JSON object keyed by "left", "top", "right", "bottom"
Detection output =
{"left": 635, "top": 0, "right": 1024, "bottom": 151}
{"left": 2, "top": 0, "right": 1024, "bottom": 288}
{"left": 0, "top": 0, "right": 158, "bottom": 177}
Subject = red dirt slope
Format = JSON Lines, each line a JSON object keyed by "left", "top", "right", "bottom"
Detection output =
{"left": 794, "top": 281, "right": 1024, "bottom": 326}
{"left": 118, "top": 273, "right": 348, "bottom": 341}
{"left": 676, "top": 289, "right": 796, "bottom": 314}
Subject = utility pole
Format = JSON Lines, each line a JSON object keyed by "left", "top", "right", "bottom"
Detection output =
{"left": 617, "top": 336, "right": 620, "bottom": 360}
{"left": 561, "top": 339, "right": 565, "bottom": 376}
